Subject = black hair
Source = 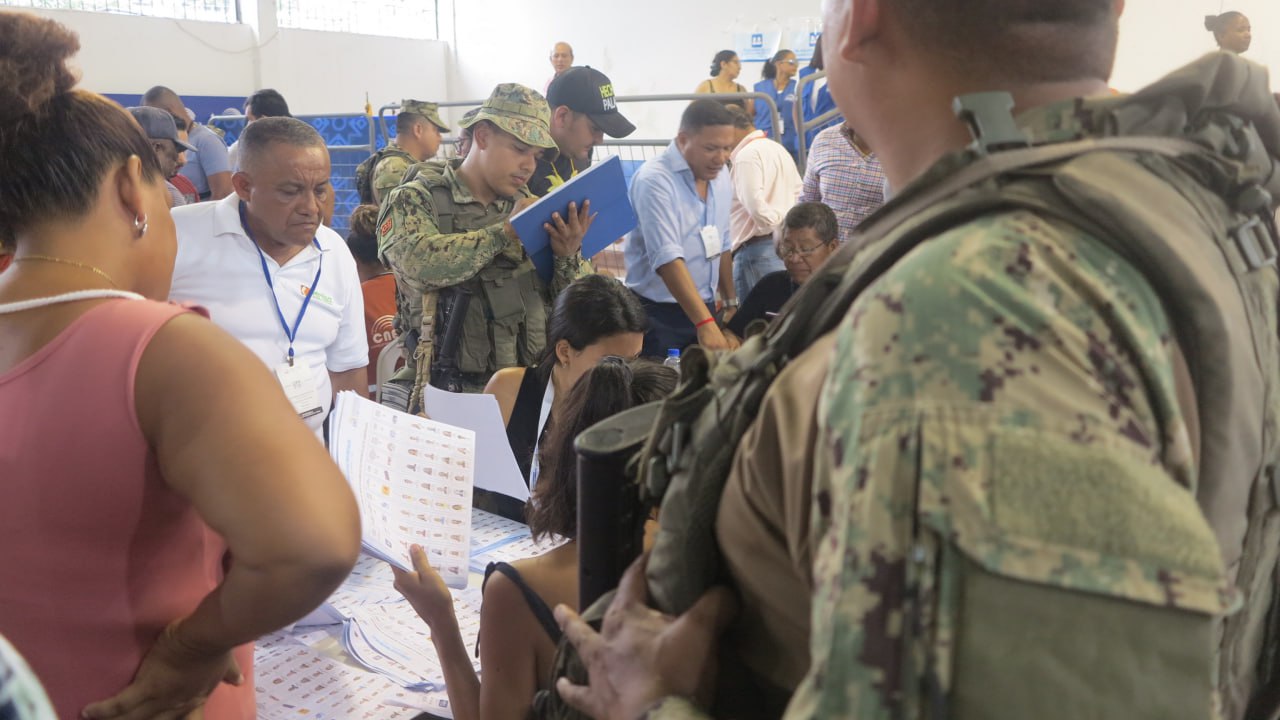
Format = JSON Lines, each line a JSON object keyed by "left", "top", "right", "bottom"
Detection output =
{"left": 0, "top": 12, "right": 163, "bottom": 248}
{"left": 784, "top": 201, "right": 839, "bottom": 244}
{"left": 345, "top": 204, "right": 382, "bottom": 266}
{"left": 761, "top": 49, "right": 794, "bottom": 80}
{"left": 809, "top": 34, "right": 824, "bottom": 70}
{"left": 710, "top": 49, "right": 737, "bottom": 77}
{"left": 536, "top": 274, "right": 648, "bottom": 384}
{"left": 679, "top": 98, "right": 737, "bottom": 135}
{"left": 528, "top": 358, "right": 677, "bottom": 541}
{"left": 397, "top": 111, "right": 430, "bottom": 134}
{"left": 1205, "top": 11, "right": 1247, "bottom": 43}
{"left": 725, "top": 104, "right": 754, "bottom": 131}
{"left": 238, "top": 116, "right": 326, "bottom": 171}
{"left": 245, "top": 88, "right": 292, "bottom": 119}
{"left": 896, "top": 0, "right": 1118, "bottom": 83}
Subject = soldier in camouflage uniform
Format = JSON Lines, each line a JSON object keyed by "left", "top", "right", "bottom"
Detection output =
{"left": 554, "top": 1, "right": 1280, "bottom": 719}
{"left": 377, "top": 84, "right": 592, "bottom": 405}
{"left": 368, "top": 100, "right": 449, "bottom": 204}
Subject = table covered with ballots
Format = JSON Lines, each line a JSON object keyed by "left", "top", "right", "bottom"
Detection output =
{"left": 253, "top": 392, "right": 561, "bottom": 719}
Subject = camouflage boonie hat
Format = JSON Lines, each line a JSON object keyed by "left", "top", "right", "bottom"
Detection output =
{"left": 457, "top": 83, "right": 556, "bottom": 149}
{"left": 400, "top": 99, "right": 450, "bottom": 132}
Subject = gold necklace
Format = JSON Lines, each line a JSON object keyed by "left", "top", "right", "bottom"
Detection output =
{"left": 13, "top": 255, "right": 119, "bottom": 288}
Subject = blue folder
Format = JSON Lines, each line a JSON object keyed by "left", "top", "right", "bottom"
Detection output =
{"left": 510, "top": 155, "right": 637, "bottom": 283}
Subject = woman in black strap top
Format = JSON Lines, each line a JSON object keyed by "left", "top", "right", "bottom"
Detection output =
{"left": 474, "top": 274, "right": 648, "bottom": 520}
{"left": 696, "top": 49, "right": 755, "bottom": 118}
{"left": 394, "top": 358, "right": 677, "bottom": 720}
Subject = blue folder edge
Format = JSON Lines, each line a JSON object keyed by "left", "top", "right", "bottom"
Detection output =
{"left": 510, "top": 155, "right": 638, "bottom": 283}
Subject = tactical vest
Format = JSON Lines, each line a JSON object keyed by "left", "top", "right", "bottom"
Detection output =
{"left": 356, "top": 144, "right": 415, "bottom": 205}
{"left": 540, "top": 53, "right": 1280, "bottom": 720}
{"left": 393, "top": 161, "right": 549, "bottom": 401}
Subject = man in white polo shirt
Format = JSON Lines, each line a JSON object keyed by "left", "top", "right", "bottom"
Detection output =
{"left": 170, "top": 117, "right": 368, "bottom": 438}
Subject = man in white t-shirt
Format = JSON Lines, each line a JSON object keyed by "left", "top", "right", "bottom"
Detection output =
{"left": 170, "top": 117, "right": 368, "bottom": 438}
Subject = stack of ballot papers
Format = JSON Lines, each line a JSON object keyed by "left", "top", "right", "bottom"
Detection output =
{"left": 263, "top": 508, "right": 566, "bottom": 717}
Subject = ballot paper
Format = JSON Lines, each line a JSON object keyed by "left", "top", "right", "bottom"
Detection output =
{"left": 254, "top": 633, "right": 420, "bottom": 720}
{"left": 422, "top": 384, "right": 530, "bottom": 502}
{"left": 329, "top": 391, "right": 476, "bottom": 587}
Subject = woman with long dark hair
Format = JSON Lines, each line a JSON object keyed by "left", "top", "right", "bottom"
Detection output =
{"left": 395, "top": 357, "right": 677, "bottom": 720}
{"left": 0, "top": 10, "right": 360, "bottom": 719}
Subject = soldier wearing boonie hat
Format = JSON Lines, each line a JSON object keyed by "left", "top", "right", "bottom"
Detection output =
{"left": 375, "top": 82, "right": 592, "bottom": 422}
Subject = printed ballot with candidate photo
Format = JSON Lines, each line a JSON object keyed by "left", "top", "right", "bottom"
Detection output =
{"left": 328, "top": 392, "right": 476, "bottom": 588}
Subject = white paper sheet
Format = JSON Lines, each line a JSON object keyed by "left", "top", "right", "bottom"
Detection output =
{"left": 422, "top": 384, "right": 530, "bottom": 502}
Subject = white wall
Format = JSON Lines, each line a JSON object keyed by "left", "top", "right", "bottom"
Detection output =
{"left": 15, "top": 6, "right": 450, "bottom": 117}
{"left": 1113, "top": 0, "right": 1279, "bottom": 92}
{"left": 439, "top": 0, "right": 822, "bottom": 138}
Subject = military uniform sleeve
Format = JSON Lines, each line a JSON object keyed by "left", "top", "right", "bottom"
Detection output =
{"left": 548, "top": 253, "right": 591, "bottom": 299}
{"left": 785, "top": 211, "right": 1228, "bottom": 720}
{"left": 372, "top": 155, "right": 412, "bottom": 204}
{"left": 377, "top": 183, "right": 515, "bottom": 293}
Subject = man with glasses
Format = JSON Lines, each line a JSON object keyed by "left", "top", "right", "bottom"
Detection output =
{"left": 530, "top": 66, "right": 636, "bottom": 198}
{"left": 726, "top": 202, "right": 837, "bottom": 338}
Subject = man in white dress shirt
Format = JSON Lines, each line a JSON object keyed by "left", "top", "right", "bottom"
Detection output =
{"left": 725, "top": 105, "right": 802, "bottom": 299}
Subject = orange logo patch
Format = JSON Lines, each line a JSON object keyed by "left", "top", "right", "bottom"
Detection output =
{"left": 380, "top": 217, "right": 393, "bottom": 236}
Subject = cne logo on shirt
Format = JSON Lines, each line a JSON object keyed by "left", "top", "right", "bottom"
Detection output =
{"left": 300, "top": 284, "right": 335, "bottom": 306}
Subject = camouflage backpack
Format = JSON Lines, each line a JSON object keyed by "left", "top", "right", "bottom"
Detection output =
{"left": 538, "top": 53, "right": 1280, "bottom": 720}
{"left": 356, "top": 144, "right": 415, "bottom": 205}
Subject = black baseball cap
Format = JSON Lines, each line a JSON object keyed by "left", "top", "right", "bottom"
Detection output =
{"left": 546, "top": 66, "right": 636, "bottom": 139}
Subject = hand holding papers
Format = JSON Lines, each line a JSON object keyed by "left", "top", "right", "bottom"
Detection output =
{"left": 511, "top": 155, "right": 637, "bottom": 282}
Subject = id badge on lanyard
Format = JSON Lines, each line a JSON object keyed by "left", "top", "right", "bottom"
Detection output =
{"left": 241, "top": 201, "right": 325, "bottom": 419}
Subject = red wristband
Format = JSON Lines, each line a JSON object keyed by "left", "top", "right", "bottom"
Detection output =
{"left": 695, "top": 316, "right": 716, "bottom": 329}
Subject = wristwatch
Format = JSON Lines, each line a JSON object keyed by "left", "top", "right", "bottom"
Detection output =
{"left": 724, "top": 298, "right": 740, "bottom": 308}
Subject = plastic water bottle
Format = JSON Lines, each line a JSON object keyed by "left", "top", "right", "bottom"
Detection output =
{"left": 662, "top": 348, "right": 681, "bottom": 372}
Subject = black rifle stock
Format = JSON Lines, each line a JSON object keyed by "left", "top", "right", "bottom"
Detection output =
{"left": 574, "top": 401, "right": 662, "bottom": 610}
{"left": 431, "top": 286, "right": 473, "bottom": 392}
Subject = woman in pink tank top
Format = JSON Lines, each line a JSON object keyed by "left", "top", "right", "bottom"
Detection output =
{"left": 0, "top": 13, "right": 361, "bottom": 720}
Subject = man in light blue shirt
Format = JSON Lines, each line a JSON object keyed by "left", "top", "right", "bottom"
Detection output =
{"left": 625, "top": 99, "right": 740, "bottom": 357}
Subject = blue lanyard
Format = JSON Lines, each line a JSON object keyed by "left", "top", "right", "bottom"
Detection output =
{"left": 239, "top": 201, "right": 323, "bottom": 366}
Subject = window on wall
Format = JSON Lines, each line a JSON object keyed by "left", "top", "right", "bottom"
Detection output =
{"left": 0, "top": 0, "right": 238, "bottom": 22}
{"left": 276, "top": 0, "right": 436, "bottom": 39}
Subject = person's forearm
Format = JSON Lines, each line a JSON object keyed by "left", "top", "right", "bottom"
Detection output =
{"left": 656, "top": 260, "right": 714, "bottom": 324}
{"left": 718, "top": 253, "right": 736, "bottom": 304}
{"left": 207, "top": 172, "right": 233, "bottom": 200}
{"left": 386, "top": 222, "right": 511, "bottom": 292}
{"left": 426, "top": 610, "right": 481, "bottom": 720}
{"left": 330, "top": 367, "right": 368, "bottom": 398}
{"left": 171, "top": 555, "right": 354, "bottom": 656}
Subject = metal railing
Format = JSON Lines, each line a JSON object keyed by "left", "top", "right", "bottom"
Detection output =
{"left": 794, "top": 69, "right": 843, "bottom": 172}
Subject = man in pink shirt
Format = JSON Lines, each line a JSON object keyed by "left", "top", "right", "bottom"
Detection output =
{"left": 725, "top": 105, "right": 802, "bottom": 299}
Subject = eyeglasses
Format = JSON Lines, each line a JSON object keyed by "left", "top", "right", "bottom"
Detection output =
{"left": 778, "top": 59, "right": 798, "bottom": 66}
{"left": 777, "top": 241, "right": 829, "bottom": 260}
